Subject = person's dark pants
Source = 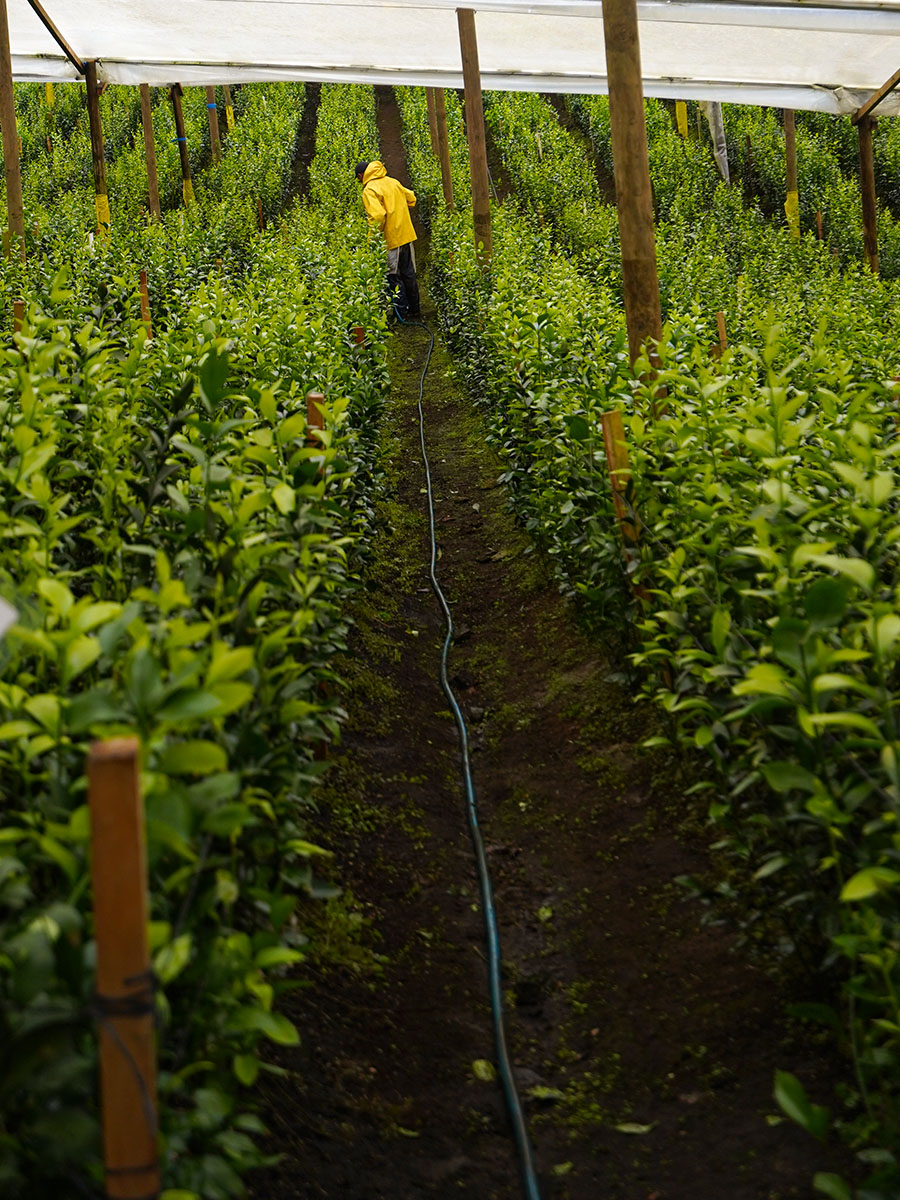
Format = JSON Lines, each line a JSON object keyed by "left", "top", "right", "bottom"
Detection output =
{"left": 387, "top": 242, "right": 420, "bottom": 318}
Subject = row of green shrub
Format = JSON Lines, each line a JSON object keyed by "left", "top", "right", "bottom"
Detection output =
{"left": 400, "top": 85, "right": 900, "bottom": 1198}
{"left": 0, "top": 82, "right": 388, "bottom": 1199}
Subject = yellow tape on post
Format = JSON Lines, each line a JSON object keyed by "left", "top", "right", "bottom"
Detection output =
{"left": 45, "top": 81, "right": 54, "bottom": 108}
{"left": 676, "top": 100, "right": 688, "bottom": 138}
{"left": 182, "top": 179, "right": 195, "bottom": 206}
{"left": 225, "top": 105, "right": 234, "bottom": 131}
{"left": 784, "top": 189, "right": 800, "bottom": 238}
{"left": 95, "top": 192, "right": 111, "bottom": 235}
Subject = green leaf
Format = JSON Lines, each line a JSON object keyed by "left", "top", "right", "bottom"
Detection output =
{"left": 711, "top": 608, "right": 731, "bottom": 656}
{"left": 202, "top": 803, "right": 254, "bottom": 838}
{"left": 207, "top": 646, "right": 254, "bottom": 685}
{"left": 472, "top": 1059, "right": 496, "bottom": 1082}
{"left": 154, "top": 933, "right": 193, "bottom": 984}
{"left": 232, "top": 1053, "right": 260, "bottom": 1086}
{"left": 803, "top": 577, "right": 849, "bottom": 624}
{"left": 773, "top": 1070, "right": 829, "bottom": 1139}
{"left": 272, "top": 483, "right": 296, "bottom": 514}
{"left": 840, "top": 866, "right": 900, "bottom": 902}
{"left": 62, "top": 635, "right": 101, "bottom": 684}
{"left": 615, "top": 1122, "right": 655, "bottom": 1134}
{"left": 157, "top": 690, "right": 223, "bottom": 723}
{"left": 199, "top": 347, "right": 229, "bottom": 406}
{"left": 37, "top": 577, "right": 73, "bottom": 616}
{"left": 759, "top": 761, "right": 818, "bottom": 794}
{"left": 254, "top": 946, "right": 305, "bottom": 968}
{"left": 813, "top": 1173, "right": 852, "bottom": 1200}
{"left": 227, "top": 1006, "right": 300, "bottom": 1046}
{"left": 564, "top": 413, "right": 590, "bottom": 441}
{"left": 158, "top": 740, "right": 227, "bottom": 776}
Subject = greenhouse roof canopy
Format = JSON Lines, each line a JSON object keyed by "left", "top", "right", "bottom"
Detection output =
{"left": 10, "top": 0, "right": 900, "bottom": 115}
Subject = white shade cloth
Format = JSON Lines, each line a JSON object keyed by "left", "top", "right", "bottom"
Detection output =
{"left": 9, "top": 0, "right": 900, "bottom": 114}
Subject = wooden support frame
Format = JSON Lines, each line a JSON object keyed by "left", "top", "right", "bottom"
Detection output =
{"left": 858, "top": 114, "right": 879, "bottom": 272}
{"left": 784, "top": 108, "right": 799, "bottom": 237}
{"left": 854, "top": 65, "right": 900, "bottom": 125}
{"left": 85, "top": 61, "right": 110, "bottom": 235}
{"left": 139, "top": 84, "right": 161, "bottom": 221}
{"left": 223, "top": 83, "right": 235, "bottom": 131}
{"left": 601, "top": 0, "right": 662, "bottom": 366}
{"left": 434, "top": 88, "right": 455, "bottom": 213}
{"left": 601, "top": 409, "right": 639, "bottom": 545}
{"left": 88, "top": 738, "right": 160, "bottom": 1200}
{"left": 24, "top": 0, "right": 84, "bottom": 73}
{"left": 0, "top": 0, "right": 25, "bottom": 261}
{"left": 206, "top": 85, "right": 222, "bottom": 164}
{"left": 426, "top": 87, "right": 439, "bottom": 156}
{"left": 457, "top": 9, "right": 493, "bottom": 263}
{"left": 170, "top": 84, "right": 193, "bottom": 205}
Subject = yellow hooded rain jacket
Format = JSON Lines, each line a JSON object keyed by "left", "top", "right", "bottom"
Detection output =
{"left": 361, "top": 162, "right": 417, "bottom": 250}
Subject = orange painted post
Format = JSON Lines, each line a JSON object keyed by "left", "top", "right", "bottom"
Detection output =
{"left": 716, "top": 310, "right": 727, "bottom": 355}
{"left": 12, "top": 298, "right": 23, "bottom": 332}
{"left": 88, "top": 738, "right": 160, "bottom": 1200}
{"left": 139, "top": 271, "right": 152, "bottom": 338}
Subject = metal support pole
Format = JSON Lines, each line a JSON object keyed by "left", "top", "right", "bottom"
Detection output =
{"left": 457, "top": 9, "right": 492, "bottom": 263}
{"left": 601, "top": 0, "right": 662, "bottom": 365}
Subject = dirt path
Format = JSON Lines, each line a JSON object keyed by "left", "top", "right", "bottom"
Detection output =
{"left": 250, "top": 90, "right": 847, "bottom": 1200}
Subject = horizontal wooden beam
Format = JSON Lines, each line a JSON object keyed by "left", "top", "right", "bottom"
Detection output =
{"left": 853, "top": 64, "right": 900, "bottom": 125}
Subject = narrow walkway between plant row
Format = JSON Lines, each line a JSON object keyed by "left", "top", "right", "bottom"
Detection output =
{"left": 249, "top": 89, "right": 845, "bottom": 1200}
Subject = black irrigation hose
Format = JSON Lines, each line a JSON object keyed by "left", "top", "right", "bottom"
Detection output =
{"left": 396, "top": 309, "right": 543, "bottom": 1200}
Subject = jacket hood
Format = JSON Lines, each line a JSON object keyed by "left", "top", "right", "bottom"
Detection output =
{"left": 362, "top": 161, "right": 387, "bottom": 184}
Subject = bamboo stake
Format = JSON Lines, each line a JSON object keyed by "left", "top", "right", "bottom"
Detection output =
{"left": 88, "top": 738, "right": 160, "bottom": 1200}
{"left": 457, "top": 10, "right": 492, "bottom": 263}
{"left": 139, "top": 84, "right": 161, "bottom": 222}
{"left": 601, "top": 0, "right": 662, "bottom": 366}
{"left": 434, "top": 88, "right": 455, "bottom": 213}
{"left": 85, "top": 62, "right": 110, "bottom": 237}
{"left": 139, "top": 271, "right": 152, "bottom": 338}
{"left": 170, "top": 84, "right": 193, "bottom": 206}
{"left": 426, "top": 87, "right": 439, "bottom": 156}
{"left": 205, "top": 85, "right": 221, "bottom": 164}
{"left": 0, "top": 0, "right": 25, "bottom": 261}
{"left": 784, "top": 108, "right": 799, "bottom": 237}
{"left": 858, "top": 114, "right": 879, "bottom": 272}
{"left": 223, "top": 83, "right": 235, "bottom": 131}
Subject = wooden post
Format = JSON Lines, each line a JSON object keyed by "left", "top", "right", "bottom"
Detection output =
{"left": 784, "top": 108, "right": 799, "bottom": 237}
{"left": 88, "top": 738, "right": 160, "bottom": 1200}
{"left": 858, "top": 115, "right": 879, "bottom": 273}
{"left": 306, "top": 390, "right": 325, "bottom": 443}
{"left": 601, "top": 0, "right": 662, "bottom": 366}
{"left": 139, "top": 271, "right": 152, "bottom": 338}
{"left": 434, "top": 88, "right": 455, "bottom": 213}
{"left": 601, "top": 409, "right": 639, "bottom": 545}
{"left": 205, "top": 85, "right": 221, "bottom": 164}
{"left": 139, "top": 85, "right": 161, "bottom": 221}
{"left": 85, "top": 62, "right": 110, "bottom": 236}
{"left": 257, "top": 197, "right": 265, "bottom": 231}
{"left": 457, "top": 10, "right": 492, "bottom": 263}
{"left": 353, "top": 326, "right": 365, "bottom": 345}
{"left": 675, "top": 100, "right": 689, "bottom": 138}
{"left": 223, "top": 83, "right": 235, "bottom": 131}
{"left": 0, "top": 0, "right": 25, "bottom": 261}
{"left": 170, "top": 85, "right": 193, "bottom": 205}
{"left": 426, "top": 87, "right": 439, "bottom": 156}
{"left": 12, "top": 298, "right": 23, "bottom": 332}
{"left": 716, "top": 310, "right": 727, "bottom": 355}
{"left": 816, "top": 209, "right": 823, "bottom": 241}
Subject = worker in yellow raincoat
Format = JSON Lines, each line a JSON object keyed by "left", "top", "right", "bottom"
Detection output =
{"left": 355, "top": 160, "right": 421, "bottom": 320}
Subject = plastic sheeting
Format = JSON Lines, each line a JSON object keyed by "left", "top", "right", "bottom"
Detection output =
{"left": 9, "top": 0, "right": 900, "bottom": 114}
